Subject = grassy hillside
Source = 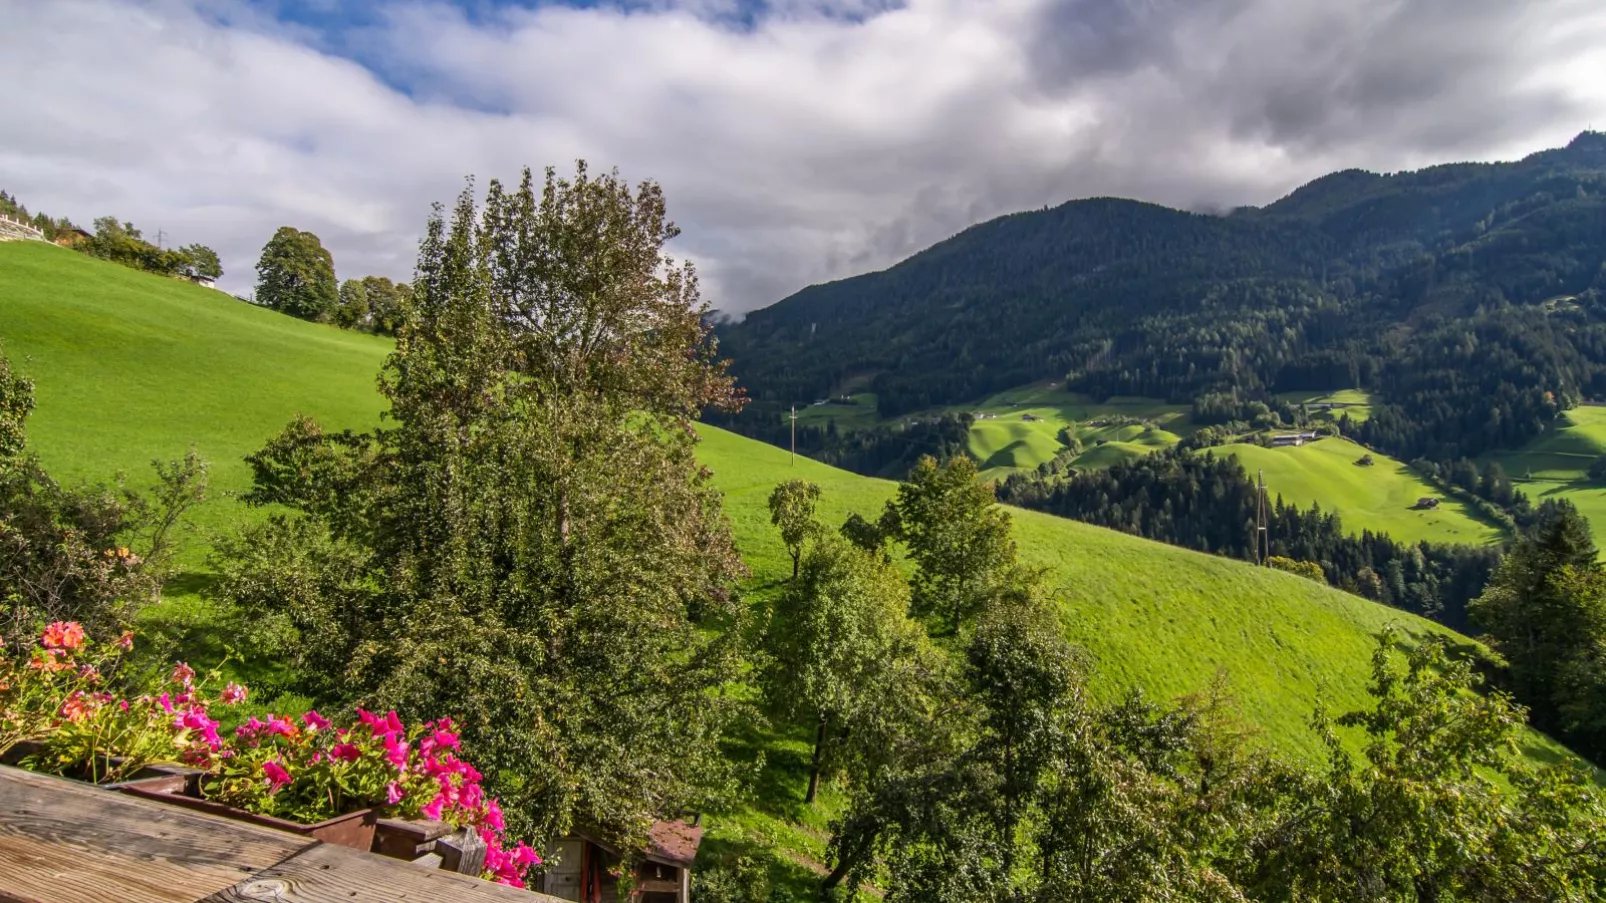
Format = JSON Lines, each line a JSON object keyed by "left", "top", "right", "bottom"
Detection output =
{"left": 1483, "top": 406, "right": 1606, "bottom": 555}
{"left": 1219, "top": 436, "right": 1505, "bottom": 546}
{"left": 0, "top": 241, "right": 391, "bottom": 568}
{"left": 1, "top": 242, "right": 1580, "bottom": 888}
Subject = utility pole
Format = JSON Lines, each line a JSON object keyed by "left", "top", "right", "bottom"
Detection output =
{"left": 789, "top": 406, "right": 797, "bottom": 466}
{"left": 156, "top": 228, "right": 166, "bottom": 249}
{"left": 1255, "top": 469, "right": 1269, "bottom": 566}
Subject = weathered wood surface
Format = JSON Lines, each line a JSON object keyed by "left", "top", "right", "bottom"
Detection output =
{"left": 0, "top": 766, "right": 565, "bottom": 903}
{"left": 0, "top": 765, "right": 307, "bottom": 903}
{"left": 202, "top": 842, "right": 561, "bottom": 902}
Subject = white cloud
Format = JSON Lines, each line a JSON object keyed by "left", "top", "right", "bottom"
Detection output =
{"left": 2, "top": 0, "right": 1606, "bottom": 311}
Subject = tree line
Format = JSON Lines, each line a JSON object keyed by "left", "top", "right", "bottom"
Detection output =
{"left": 994, "top": 446, "right": 1507, "bottom": 630}
{"left": 252, "top": 225, "right": 408, "bottom": 335}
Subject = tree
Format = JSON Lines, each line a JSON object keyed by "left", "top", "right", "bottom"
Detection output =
{"left": 963, "top": 589, "right": 1081, "bottom": 879}
{"left": 884, "top": 454, "right": 1017, "bottom": 632}
{"left": 224, "top": 164, "right": 746, "bottom": 848}
{"left": 255, "top": 227, "right": 338, "bottom": 321}
{"left": 1241, "top": 629, "right": 1606, "bottom": 900}
{"left": 767, "top": 479, "right": 820, "bottom": 579}
{"left": 360, "top": 276, "right": 410, "bottom": 336}
{"left": 1471, "top": 506, "right": 1601, "bottom": 719}
{"left": 178, "top": 244, "right": 223, "bottom": 280}
{"left": 1589, "top": 454, "right": 1606, "bottom": 483}
{"left": 334, "top": 279, "right": 370, "bottom": 330}
{"left": 762, "top": 533, "right": 929, "bottom": 803}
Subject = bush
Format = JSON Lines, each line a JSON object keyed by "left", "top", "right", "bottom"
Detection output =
{"left": 1267, "top": 556, "right": 1327, "bottom": 583}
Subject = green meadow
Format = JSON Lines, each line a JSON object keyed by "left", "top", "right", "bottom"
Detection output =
{"left": 0, "top": 241, "right": 391, "bottom": 570}
{"left": 1219, "top": 436, "right": 1506, "bottom": 546}
{"left": 0, "top": 242, "right": 1583, "bottom": 886}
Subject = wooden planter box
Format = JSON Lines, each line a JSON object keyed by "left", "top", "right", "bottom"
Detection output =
{"left": 117, "top": 783, "right": 380, "bottom": 850}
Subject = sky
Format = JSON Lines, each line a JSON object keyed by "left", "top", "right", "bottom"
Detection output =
{"left": 3, "top": 0, "right": 1606, "bottom": 313}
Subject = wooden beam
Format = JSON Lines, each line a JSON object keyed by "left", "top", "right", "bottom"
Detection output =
{"left": 202, "top": 842, "right": 567, "bottom": 902}
{"left": 0, "top": 765, "right": 309, "bottom": 903}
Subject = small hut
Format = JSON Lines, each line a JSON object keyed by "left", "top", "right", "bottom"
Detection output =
{"left": 536, "top": 819, "right": 703, "bottom": 903}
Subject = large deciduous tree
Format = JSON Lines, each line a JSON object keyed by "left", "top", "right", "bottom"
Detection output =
{"left": 761, "top": 532, "right": 931, "bottom": 804}
{"left": 884, "top": 454, "right": 1018, "bottom": 632}
{"left": 255, "top": 226, "right": 338, "bottom": 321}
{"left": 225, "top": 164, "right": 746, "bottom": 847}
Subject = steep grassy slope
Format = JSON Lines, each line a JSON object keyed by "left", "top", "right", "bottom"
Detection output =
{"left": 1220, "top": 436, "right": 1505, "bottom": 546}
{"left": 0, "top": 241, "right": 391, "bottom": 568}
{"left": 699, "top": 426, "right": 1484, "bottom": 763}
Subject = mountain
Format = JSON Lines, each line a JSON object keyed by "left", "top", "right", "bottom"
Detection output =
{"left": 716, "top": 132, "right": 1606, "bottom": 463}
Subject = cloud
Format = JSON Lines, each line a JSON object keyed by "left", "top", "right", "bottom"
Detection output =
{"left": 2, "top": 0, "right": 1605, "bottom": 313}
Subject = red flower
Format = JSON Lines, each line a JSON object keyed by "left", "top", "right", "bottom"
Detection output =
{"left": 301, "top": 710, "right": 331, "bottom": 731}
{"left": 41, "top": 621, "right": 85, "bottom": 651}
{"left": 329, "top": 742, "right": 361, "bottom": 763}
{"left": 170, "top": 662, "right": 196, "bottom": 687}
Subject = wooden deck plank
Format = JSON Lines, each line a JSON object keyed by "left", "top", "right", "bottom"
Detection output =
{"left": 0, "top": 765, "right": 309, "bottom": 903}
{"left": 202, "top": 842, "right": 568, "bottom": 902}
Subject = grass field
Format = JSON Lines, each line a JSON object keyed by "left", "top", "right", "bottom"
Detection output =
{"left": 1275, "top": 388, "right": 1375, "bottom": 424}
{"left": 1219, "top": 436, "right": 1505, "bottom": 546}
{"left": 0, "top": 242, "right": 392, "bottom": 569}
{"left": 0, "top": 243, "right": 1581, "bottom": 889}
{"left": 954, "top": 383, "right": 1188, "bottom": 479}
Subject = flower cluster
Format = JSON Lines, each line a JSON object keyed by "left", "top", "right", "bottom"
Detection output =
{"left": 1, "top": 622, "right": 540, "bottom": 888}
{"left": 1, "top": 622, "right": 243, "bottom": 782}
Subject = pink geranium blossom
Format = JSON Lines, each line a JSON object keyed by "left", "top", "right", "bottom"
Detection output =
{"left": 220, "top": 683, "right": 248, "bottom": 704}
{"left": 170, "top": 662, "right": 196, "bottom": 686}
{"left": 262, "top": 760, "right": 292, "bottom": 792}
{"left": 302, "top": 710, "right": 331, "bottom": 731}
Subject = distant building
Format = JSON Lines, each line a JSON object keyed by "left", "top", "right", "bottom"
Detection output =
{"left": 1270, "top": 431, "right": 1319, "bottom": 447}
{"left": 1022, "top": 413, "right": 1041, "bottom": 422}
{"left": 1415, "top": 497, "right": 1440, "bottom": 509}
{"left": 188, "top": 274, "right": 218, "bottom": 290}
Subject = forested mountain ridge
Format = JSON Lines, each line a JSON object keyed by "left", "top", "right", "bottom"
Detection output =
{"left": 716, "top": 132, "right": 1606, "bottom": 463}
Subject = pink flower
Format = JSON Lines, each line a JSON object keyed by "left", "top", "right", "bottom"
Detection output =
{"left": 77, "top": 664, "right": 100, "bottom": 682}
{"left": 264, "top": 715, "right": 296, "bottom": 737}
{"left": 156, "top": 692, "right": 175, "bottom": 714}
{"left": 59, "top": 691, "right": 98, "bottom": 722}
{"left": 421, "top": 725, "right": 461, "bottom": 756}
{"left": 262, "top": 760, "right": 292, "bottom": 792}
{"left": 41, "top": 621, "right": 85, "bottom": 651}
{"left": 176, "top": 709, "right": 222, "bottom": 751}
{"left": 301, "top": 710, "right": 330, "bottom": 731}
{"left": 170, "top": 662, "right": 196, "bottom": 687}
{"left": 420, "top": 793, "right": 445, "bottom": 821}
{"left": 220, "top": 683, "right": 248, "bottom": 705}
{"left": 382, "top": 735, "right": 410, "bottom": 769}
{"left": 329, "top": 742, "right": 361, "bottom": 763}
{"left": 116, "top": 631, "right": 134, "bottom": 650}
{"left": 483, "top": 799, "right": 505, "bottom": 832}
{"left": 385, "top": 781, "right": 405, "bottom": 805}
